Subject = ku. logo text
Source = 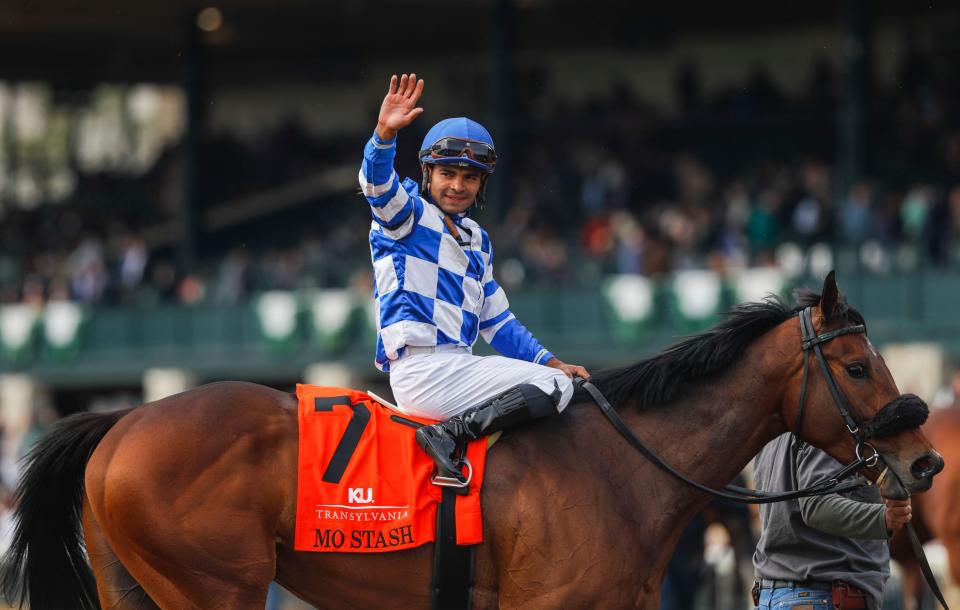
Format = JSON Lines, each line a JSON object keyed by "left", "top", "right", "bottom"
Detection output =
{"left": 348, "top": 487, "right": 374, "bottom": 504}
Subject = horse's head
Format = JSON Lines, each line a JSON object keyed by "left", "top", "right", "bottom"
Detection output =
{"left": 781, "top": 271, "right": 943, "bottom": 500}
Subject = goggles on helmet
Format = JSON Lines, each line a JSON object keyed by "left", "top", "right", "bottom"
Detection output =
{"left": 419, "top": 137, "right": 497, "bottom": 168}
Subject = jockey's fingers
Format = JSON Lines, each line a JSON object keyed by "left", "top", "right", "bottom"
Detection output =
{"left": 388, "top": 74, "right": 398, "bottom": 95}
{"left": 411, "top": 78, "right": 425, "bottom": 103}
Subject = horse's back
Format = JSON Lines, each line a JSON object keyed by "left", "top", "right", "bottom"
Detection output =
{"left": 84, "top": 381, "right": 299, "bottom": 608}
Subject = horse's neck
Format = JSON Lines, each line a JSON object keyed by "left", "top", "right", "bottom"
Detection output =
{"left": 611, "top": 333, "right": 790, "bottom": 514}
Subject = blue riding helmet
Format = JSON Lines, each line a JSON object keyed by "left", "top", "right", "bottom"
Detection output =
{"left": 418, "top": 117, "right": 497, "bottom": 174}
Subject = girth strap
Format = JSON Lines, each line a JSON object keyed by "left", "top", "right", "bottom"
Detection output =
{"left": 431, "top": 487, "right": 474, "bottom": 610}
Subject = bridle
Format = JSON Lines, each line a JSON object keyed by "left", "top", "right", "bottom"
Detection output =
{"left": 579, "top": 305, "right": 877, "bottom": 504}
{"left": 793, "top": 305, "right": 878, "bottom": 470}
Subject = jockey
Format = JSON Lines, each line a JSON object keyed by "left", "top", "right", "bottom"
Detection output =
{"left": 359, "top": 73, "right": 590, "bottom": 484}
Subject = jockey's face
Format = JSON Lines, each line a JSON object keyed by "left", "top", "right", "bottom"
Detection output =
{"left": 428, "top": 165, "right": 483, "bottom": 215}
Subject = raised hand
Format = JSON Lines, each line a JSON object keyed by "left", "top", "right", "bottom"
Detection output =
{"left": 376, "top": 73, "right": 424, "bottom": 141}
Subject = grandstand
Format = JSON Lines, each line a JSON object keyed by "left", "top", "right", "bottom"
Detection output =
{"left": 0, "top": 1, "right": 958, "bottom": 607}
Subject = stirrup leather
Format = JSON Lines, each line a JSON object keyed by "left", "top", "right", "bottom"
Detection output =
{"left": 431, "top": 457, "right": 473, "bottom": 488}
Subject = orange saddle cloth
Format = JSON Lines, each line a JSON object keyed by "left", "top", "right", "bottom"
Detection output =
{"left": 294, "top": 384, "right": 488, "bottom": 553}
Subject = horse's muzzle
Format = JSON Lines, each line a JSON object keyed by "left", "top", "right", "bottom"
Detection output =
{"left": 870, "top": 394, "right": 940, "bottom": 497}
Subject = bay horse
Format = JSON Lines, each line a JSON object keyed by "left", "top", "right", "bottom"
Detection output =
{"left": 891, "top": 405, "right": 960, "bottom": 609}
{"left": 1, "top": 273, "right": 945, "bottom": 609}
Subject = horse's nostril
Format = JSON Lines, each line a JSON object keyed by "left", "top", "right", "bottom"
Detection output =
{"left": 911, "top": 455, "right": 942, "bottom": 479}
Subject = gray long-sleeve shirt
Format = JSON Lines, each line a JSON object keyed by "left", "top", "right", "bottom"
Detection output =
{"left": 752, "top": 433, "right": 890, "bottom": 608}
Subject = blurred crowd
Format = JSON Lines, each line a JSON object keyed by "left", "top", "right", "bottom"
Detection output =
{"left": 1, "top": 50, "right": 959, "bottom": 307}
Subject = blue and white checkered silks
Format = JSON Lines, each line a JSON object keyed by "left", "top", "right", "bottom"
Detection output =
{"left": 359, "top": 130, "right": 553, "bottom": 372}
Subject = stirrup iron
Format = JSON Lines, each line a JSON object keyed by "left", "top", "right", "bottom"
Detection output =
{"left": 430, "top": 457, "right": 473, "bottom": 488}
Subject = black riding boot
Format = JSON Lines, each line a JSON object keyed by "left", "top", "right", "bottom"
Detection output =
{"left": 415, "top": 383, "right": 561, "bottom": 485}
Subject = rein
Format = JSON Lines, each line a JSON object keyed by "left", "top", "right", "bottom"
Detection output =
{"left": 578, "top": 381, "right": 866, "bottom": 504}
{"left": 581, "top": 305, "right": 949, "bottom": 608}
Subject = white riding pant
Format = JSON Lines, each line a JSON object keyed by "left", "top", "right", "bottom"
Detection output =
{"left": 389, "top": 345, "right": 574, "bottom": 420}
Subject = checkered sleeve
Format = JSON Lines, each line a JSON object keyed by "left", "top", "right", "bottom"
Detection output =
{"left": 359, "top": 130, "right": 421, "bottom": 239}
{"left": 478, "top": 239, "right": 554, "bottom": 365}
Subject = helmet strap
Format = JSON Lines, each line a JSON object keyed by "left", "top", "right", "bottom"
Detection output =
{"left": 475, "top": 175, "right": 489, "bottom": 211}
{"left": 420, "top": 163, "right": 432, "bottom": 202}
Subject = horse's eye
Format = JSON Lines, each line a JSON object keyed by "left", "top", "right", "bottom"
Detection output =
{"left": 846, "top": 363, "right": 867, "bottom": 379}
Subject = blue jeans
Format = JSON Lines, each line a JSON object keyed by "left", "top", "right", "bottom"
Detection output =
{"left": 756, "top": 586, "right": 832, "bottom": 609}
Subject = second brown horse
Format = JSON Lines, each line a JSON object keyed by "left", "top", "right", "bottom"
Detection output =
{"left": 892, "top": 404, "right": 960, "bottom": 609}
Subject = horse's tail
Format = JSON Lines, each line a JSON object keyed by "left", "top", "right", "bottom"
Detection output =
{"left": 1, "top": 408, "right": 129, "bottom": 610}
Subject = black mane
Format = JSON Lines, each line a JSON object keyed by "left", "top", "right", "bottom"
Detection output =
{"left": 588, "top": 289, "right": 863, "bottom": 410}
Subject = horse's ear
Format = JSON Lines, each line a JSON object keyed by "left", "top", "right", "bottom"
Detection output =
{"left": 819, "top": 270, "right": 841, "bottom": 322}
